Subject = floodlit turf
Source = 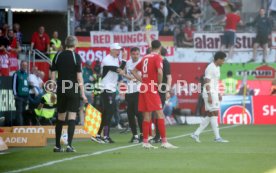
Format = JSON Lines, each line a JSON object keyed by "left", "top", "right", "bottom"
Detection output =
{"left": 1, "top": 125, "right": 276, "bottom": 173}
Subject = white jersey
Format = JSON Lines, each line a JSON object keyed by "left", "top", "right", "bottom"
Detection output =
{"left": 100, "top": 54, "right": 121, "bottom": 92}
{"left": 125, "top": 58, "right": 141, "bottom": 94}
{"left": 203, "top": 62, "right": 220, "bottom": 97}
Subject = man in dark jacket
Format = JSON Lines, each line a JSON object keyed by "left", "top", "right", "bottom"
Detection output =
{"left": 248, "top": 8, "right": 273, "bottom": 63}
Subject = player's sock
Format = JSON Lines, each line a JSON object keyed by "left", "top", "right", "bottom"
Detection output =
{"left": 97, "top": 121, "right": 104, "bottom": 136}
{"left": 155, "top": 118, "right": 160, "bottom": 139}
{"left": 103, "top": 126, "right": 109, "bottom": 137}
{"left": 157, "top": 118, "right": 167, "bottom": 143}
{"left": 194, "top": 116, "right": 210, "bottom": 136}
{"left": 143, "top": 121, "right": 150, "bottom": 143}
{"left": 55, "top": 120, "right": 64, "bottom": 148}
{"left": 67, "top": 120, "right": 76, "bottom": 147}
{"left": 210, "top": 116, "right": 220, "bottom": 139}
{"left": 148, "top": 120, "right": 152, "bottom": 137}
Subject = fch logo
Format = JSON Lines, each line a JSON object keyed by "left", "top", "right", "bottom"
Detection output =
{"left": 223, "top": 105, "right": 253, "bottom": 124}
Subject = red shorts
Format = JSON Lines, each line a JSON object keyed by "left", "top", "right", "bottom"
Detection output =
{"left": 138, "top": 91, "right": 162, "bottom": 112}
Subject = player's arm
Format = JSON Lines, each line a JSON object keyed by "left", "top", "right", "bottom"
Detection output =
{"left": 77, "top": 72, "right": 87, "bottom": 103}
{"left": 157, "top": 68, "right": 163, "bottom": 86}
{"left": 167, "top": 75, "right": 172, "bottom": 90}
{"left": 204, "top": 78, "right": 212, "bottom": 104}
{"left": 131, "top": 68, "right": 142, "bottom": 82}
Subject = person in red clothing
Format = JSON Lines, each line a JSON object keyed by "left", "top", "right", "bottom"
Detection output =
{"left": 0, "top": 28, "right": 10, "bottom": 76}
{"left": 220, "top": 9, "right": 243, "bottom": 59}
{"left": 7, "top": 29, "right": 21, "bottom": 74}
{"left": 131, "top": 40, "right": 177, "bottom": 149}
{"left": 30, "top": 26, "right": 50, "bottom": 58}
{"left": 183, "top": 20, "right": 195, "bottom": 47}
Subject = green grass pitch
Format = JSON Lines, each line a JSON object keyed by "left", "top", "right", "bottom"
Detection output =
{"left": 1, "top": 125, "right": 276, "bottom": 173}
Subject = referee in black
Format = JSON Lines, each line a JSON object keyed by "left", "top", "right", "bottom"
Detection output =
{"left": 51, "top": 36, "right": 87, "bottom": 152}
{"left": 151, "top": 47, "right": 172, "bottom": 143}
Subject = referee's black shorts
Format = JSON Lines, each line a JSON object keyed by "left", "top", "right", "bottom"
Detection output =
{"left": 57, "top": 93, "right": 80, "bottom": 113}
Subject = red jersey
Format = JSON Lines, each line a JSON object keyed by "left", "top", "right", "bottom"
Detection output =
{"left": 31, "top": 32, "right": 50, "bottom": 52}
{"left": 225, "top": 13, "right": 241, "bottom": 31}
{"left": 135, "top": 52, "right": 163, "bottom": 93}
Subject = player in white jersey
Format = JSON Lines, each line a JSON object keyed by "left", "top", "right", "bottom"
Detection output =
{"left": 191, "top": 51, "right": 229, "bottom": 143}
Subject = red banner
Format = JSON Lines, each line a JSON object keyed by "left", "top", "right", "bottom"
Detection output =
{"left": 253, "top": 96, "right": 276, "bottom": 124}
{"left": 76, "top": 46, "right": 174, "bottom": 63}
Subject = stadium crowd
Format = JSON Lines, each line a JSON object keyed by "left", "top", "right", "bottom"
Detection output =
{"left": 75, "top": 0, "right": 203, "bottom": 47}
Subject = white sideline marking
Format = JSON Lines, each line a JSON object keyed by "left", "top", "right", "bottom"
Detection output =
{"left": 5, "top": 125, "right": 238, "bottom": 173}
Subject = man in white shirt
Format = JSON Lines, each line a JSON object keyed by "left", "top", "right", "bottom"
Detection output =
{"left": 120, "top": 47, "right": 143, "bottom": 143}
{"left": 28, "top": 66, "right": 41, "bottom": 96}
{"left": 91, "top": 43, "right": 127, "bottom": 144}
{"left": 191, "top": 51, "right": 229, "bottom": 143}
{"left": 112, "top": 21, "right": 128, "bottom": 33}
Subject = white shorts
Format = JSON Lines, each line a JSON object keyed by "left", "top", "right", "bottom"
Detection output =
{"left": 203, "top": 93, "right": 220, "bottom": 112}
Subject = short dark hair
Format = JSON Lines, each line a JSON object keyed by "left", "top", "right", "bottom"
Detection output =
{"left": 214, "top": 51, "right": 227, "bottom": 61}
{"left": 227, "top": 71, "right": 233, "bottom": 77}
{"left": 160, "top": 47, "right": 167, "bottom": 56}
{"left": 130, "top": 47, "right": 140, "bottom": 52}
{"left": 151, "top": 40, "right": 161, "bottom": 50}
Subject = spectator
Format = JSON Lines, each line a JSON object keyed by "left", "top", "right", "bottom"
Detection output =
{"left": 0, "top": 28, "right": 9, "bottom": 50}
{"left": 30, "top": 26, "right": 50, "bottom": 57}
{"left": 97, "top": 10, "right": 113, "bottom": 21}
{"left": 154, "top": 1, "right": 168, "bottom": 19}
{"left": 28, "top": 66, "right": 43, "bottom": 98}
{"left": 173, "top": 26, "right": 185, "bottom": 47}
{"left": 184, "top": 0, "right": 197, "bottom": 7}
{"left": 159, "top": 24, "right": 173, "bottom": 36}
{"left": 12, "top": 60, "right": 29, "bottom": 125}
{"left": 152, "top": 2, "right": 166, "bottom": 31}
{"left": 7, "top": 29, "right": 21, "bottom": 75}
{"left": 50, "top": 31, "right": 63, "bottom": 61}
{"left": 112, "top": 21, "right": 128, "bottom": 32}
{"left": 222, "top": 70, "right": 238, "bottom": 95}
{"left": 168, "top": 0, "right": 185, "bottom": 14}
{"left": 163, "top": 90, "right": 178, "bottom": 117}
{"left": 75, "top": 26, "right": 88, "bottom": 36}
{"left": 220, "top": 9, "right": 243, "bottom": 59}
{"left": 13, "top": 23, "right": 23, "bottom": 45}
{"left": 248, "top": 8, "right": 273, "bottom": 63}
{"left": 0, "top": 28, "right": 10, "bottom": 76}
{"left": 182, "top": 20, "right": 195, "bottom": 47}
{"left": 80, "top": 13, "right": 96, "bottom": 31}
{"left": 38, "top": 70, "right": 45, "bottom": 87}
{"left": 2, "top": 24, "right": 9, "bottom": 37}
{"left": 185, "top": 4, "right": 202, "bottom": 23}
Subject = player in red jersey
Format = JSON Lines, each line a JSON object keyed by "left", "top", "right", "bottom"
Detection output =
{"left": 131, "top": 40, "right": 177, "bottom": 149}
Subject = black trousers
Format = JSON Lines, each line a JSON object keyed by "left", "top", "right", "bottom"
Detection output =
{"left": 126, "top": 92, "right": 143, "bottom": 136}
{"left": 154, "top": 92, "right": 166, "bottom": 138}
{"left": 15, "top": 96, "right": 28, "bottom": 126}
{"left": 98, "top": 90, "right": 116, "bottom": 137}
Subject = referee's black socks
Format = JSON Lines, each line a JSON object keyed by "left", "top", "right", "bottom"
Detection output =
{"left": 55, "top": 120, "right": 65, "bottom": 148}
{"left": 67, "top": 120, "right": 76, "bottom": 147}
